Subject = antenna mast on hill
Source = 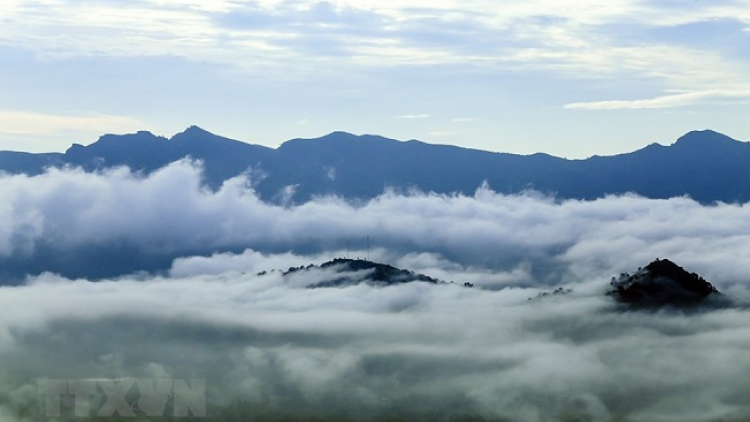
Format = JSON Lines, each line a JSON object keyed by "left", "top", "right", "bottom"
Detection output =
{"left": 367, "top": 236, "right": 370, "bottom": 261}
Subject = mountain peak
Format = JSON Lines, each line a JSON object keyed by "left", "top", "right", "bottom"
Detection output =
{"left": 170, "top": 125, "right": 235, "bottom": 144}
{"left": 673, "top": 130, "right": 738, "bottom": 147}
{"left": 325, "top": 130, "right": 358, "bottom": 138}
{"left": 307, "top": 131, "right": 394, "bottom": 143}
{"left": 280, "top": 131, "right": 362, "bottom": 150}
{"left": 174, "top": 125, "right": 215, "bottom": 138}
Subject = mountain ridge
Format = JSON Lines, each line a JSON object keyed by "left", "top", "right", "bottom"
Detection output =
{"left": 1, "top": 127, "right": 747, "bottom": 203}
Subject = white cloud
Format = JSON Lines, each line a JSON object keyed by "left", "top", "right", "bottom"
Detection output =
{"left": 0, "top": 162, "right": 750, "bottom": 420}
{"left": 0, "top": 110, "right": 144, "bottom": 136}
{"left": 2, "top": 162, "right": 750, "bottom": 292}
{"left": 3, "top": 0, "right": 748, "bottom": 83}
{"left": 1, "top": 259, "right": 750, "bottom": 420}
{"left": 565, "top": 89, "right": 750, "bottom": 110}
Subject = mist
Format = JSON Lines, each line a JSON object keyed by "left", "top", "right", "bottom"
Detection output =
{"left": 3, "top": 160, "right": 750, "bottom": 286}
{"left": 1, "top": 162, "right": 750, "bottom": 421}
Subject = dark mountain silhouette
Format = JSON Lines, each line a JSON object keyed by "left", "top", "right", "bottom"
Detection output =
{"left": 1, "top": 127, "right": 748, "bottom": 203}
{"left": 62, "top": 126, "right": 276, "bottom": 187}
{"left": 609, "top": 258, "right": 721, "bottom": 307}
{"left": 281, "top": 258, "right": 447, "bottom": 288}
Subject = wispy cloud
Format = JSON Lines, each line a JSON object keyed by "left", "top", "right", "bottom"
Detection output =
{"left": 0, "top": 110, "right": 143, "bottom": 136}
{"left": 565, "top": 89, "right": 750, "bottom": 110}
{"left": 4, "top": 0, "right": 748, "bottom": 82}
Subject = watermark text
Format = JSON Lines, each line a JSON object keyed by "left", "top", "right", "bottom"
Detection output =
{"left": 38, "top": 378, "right": 205, "bottom": 418}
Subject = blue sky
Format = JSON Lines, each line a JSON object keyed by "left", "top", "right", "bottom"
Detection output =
{"left": 1, "top": 0, "right": 749, "bottom": 158}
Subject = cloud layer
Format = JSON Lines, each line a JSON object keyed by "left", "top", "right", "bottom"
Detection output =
{"left": 2, "top": 259, "right": 750, "bottom": 421}
{"left": 3, "top": 160, "right": 750, "bottom": 288}
{"left": 2, "top": 163, "right": 750, "bottom": 420}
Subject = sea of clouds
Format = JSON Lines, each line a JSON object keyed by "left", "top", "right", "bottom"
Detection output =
{"left": 2, "top": 161, "right": 750, "bottom": 421}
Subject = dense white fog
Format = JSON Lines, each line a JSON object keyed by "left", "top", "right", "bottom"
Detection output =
{"left": 2, "top": 162, "right": 750, "bottom": 421}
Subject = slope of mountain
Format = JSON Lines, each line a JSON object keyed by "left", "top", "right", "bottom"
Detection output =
{"left": 1, "top": 127, "right": 748, "bottom": 203}
{"left": 273, "top": 131, "right": 569, "bottom": 200}
{"left": 571, "top": 130, "right": 750, "bottom": 202}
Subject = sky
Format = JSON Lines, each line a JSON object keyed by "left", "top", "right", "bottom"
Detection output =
{"left": 3, "top": 164, "right": 750, "bottom": 420}
{"left": 1, "top": 0, "right": 750, "bottom": 158}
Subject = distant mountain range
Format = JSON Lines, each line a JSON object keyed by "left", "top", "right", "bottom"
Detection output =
{"left": 2, "top": 126, "right": 748, "bottom": 203}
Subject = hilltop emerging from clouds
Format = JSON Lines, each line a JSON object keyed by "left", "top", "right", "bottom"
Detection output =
{"left": 1, "top": 126, "right": 749, "bottom": 204}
